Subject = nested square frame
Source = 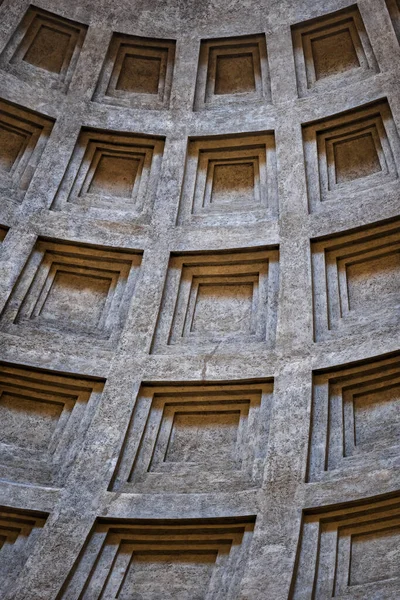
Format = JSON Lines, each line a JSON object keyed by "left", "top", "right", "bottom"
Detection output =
{"left": 292, "top": 5, "right": 378, "bottom": 97}
{"left": 110, "top": 381, "right": 273, "bottom": 493}
{"left": 311, "top": 219, "right": 400, "bottom": 341}
{"left": 151, "top": 248, "right": 279, "bottom": 354}
{"left": 0, "top": 99, "right": 54, "bottom": 201}
{"left": 177, "top": 133, "right": 278, "bottom": 226}
{"left": 307, "top": 354, "right": 400, "bottom": 484}
{"left": 290, "top": 495, "right": 400, "bottom": 600}
{"left": 194, "top": 33, "right": 271, "bottom": 110}
{"left": 0, "top": 363, "right": 104, "bottom": 487}
{"left": 0, "top": 239, "right": 142, "bottom": 345}
{"left": 303, "top": 99, "right": 400, "bottom": 212}
{"left": 93, "top": 33, "right": 176, "bottom": 109}
{"left": 51, "top": 129, "right": 164, "bottom": 221}
{"left": 0, "top": 6, "right": 87, "bottom": 93}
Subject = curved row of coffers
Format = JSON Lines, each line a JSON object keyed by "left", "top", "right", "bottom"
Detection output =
{"left": 0, "top": 4, "right": 395, "bottom": 103}
{"left": 0, "top": 1, "right": 399, "bottom": 599}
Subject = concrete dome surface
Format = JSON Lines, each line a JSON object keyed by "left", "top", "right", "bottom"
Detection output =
{"left": 0, "top": 0, "right": 399, "bottom": 598}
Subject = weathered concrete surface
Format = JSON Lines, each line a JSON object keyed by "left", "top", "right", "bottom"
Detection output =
{"left": 0, "top": 0, "right": 398, "bottom": 598}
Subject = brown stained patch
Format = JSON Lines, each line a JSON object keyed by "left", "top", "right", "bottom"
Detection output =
{"left": 23, "top": 25, "right": 71, "bottom": 73}
{"left": 211, "top": 162, "right": 255, "bottom": 204}
{"left": 116, "top": 54, "right": 162, "bottom": 94}
{"left": 88, "top": 154, "right": 140, "bottom": 198}
{"left": 334, "top": 132, "right": 381, "bottom": 183}
{"left": 215, "top": 53, "right": 256, "bottom": 94}
{"left": 346, "top": 251, "right": 400, "bottom": 311}
{"left": 311, "top": 28, "right": 360, "bottom": 80}
{"left": 0, "top": 126, "right": 27, "bottom": 173}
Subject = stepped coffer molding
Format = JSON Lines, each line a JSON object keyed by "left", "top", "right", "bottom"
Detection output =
{"left": 0, "top": 238, "right": 142, "bottom": 345}
{"left": 0, "top": 6, "right": 87, "bottom": 92}
{"left": 0, "top": 0, "right": 398, "bottom": 598}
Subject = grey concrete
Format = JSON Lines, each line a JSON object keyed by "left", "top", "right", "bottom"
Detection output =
{"left": 0, "top": 0, "right": 398, "bottom": 598}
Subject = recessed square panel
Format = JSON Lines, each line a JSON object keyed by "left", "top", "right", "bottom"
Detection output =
{"left": 0, "top": 239, "right": 142, "bottom": 345}
{"left": 39, "top": 270, "right": 112, "bottom": 329}
{"left": 194, "top": 34, "right": 270, "bottom": 109}
{"left": 0, "top": 363, "right": 105, "bottom": 487}
{"left": 346, "top": 252, "right": 399, "bottom": 311}
{"left": 211, "top": 161, "right": 255, "bottom": 205}
{"left": 303, "top": 99, "right": 400, "bottom": 212}
{"left": 0, "top": 392, "right": 63, "bottom": 451}
{"left": 110, "top": 381, "right": 273, "bottom": 493}
{"left": 0, "top": 508, "right": 47, "bottom": 596}
{"left": 311, "top": 219, "right": 400, "bottom": 341}
{"left": 165, "top": 410, "right": 241, "bottom": 466}
{"left": 52, "top": 128, "right": 164, "bottom": 220}
{"left": 23, "top": 24, "right": 72, "bottom": 73}
{"left": 0, "top": 7, "right": 87, "bottom": 92}
{"left": 311, "top": 28, "right": 360, "bottom": 79}
{"left": 290, "top": 495, "right": 400, "bottom": 599}
{"left": 60, "top": 518, "right": 255, "bottom": 600}
{"left": 117, "top": 53, "right": 162, "bottom": 93}
{"left": 177, "top": 133, "right": 278, "bottom": 226}
{"left": 214, "top": 52, "right": 256, "bottom": 94}
{"left": 353, "top": 384, "right": 400, "bottom": 450}
{"left": 0, "top": 99, "right": 54, "bottom": 200}
{"left": 88, "top": 153, "right": 140, "bottom": 198}
{"left": 94, "top": 34, "right": 175, "bottom": 109}
{"left": 191, "top": 282, "right": 254, "bottom": 335}
{"left": 151, "top": 249, "right": 279, "bottom": 354}
{"left": 333, "top": 131, "right": 381, "bottom": 183}
{"left": 292, "top": 5, "right": 378, "bottom": 96}
{"left": 350, "top": 528, "right": 400, "bottom": 587}
{"left": 0, "top": 126, "right": 28, "bottom": 173}
{"left": 120, "top": 548, "right": 216, "bottom": 600}
{"left": 308, "top": 354, "right": 400, "bottom": 483}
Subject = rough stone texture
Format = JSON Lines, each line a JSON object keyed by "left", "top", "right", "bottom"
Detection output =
{"left": 0, "top": 0, "right": 398, "bottom": 599}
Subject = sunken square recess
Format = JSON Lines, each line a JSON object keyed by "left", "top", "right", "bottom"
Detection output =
{"left": 0, "top": 363, "right": 104, "bottom": 487}
{"left": 51, "top": 128, "right": 164, "bottom": 219}
{"left": 59, "top": 517, "right": 255, "bottom": 600}
{"left": 303, "top": 99, "right": 400, "bottom": 212}
{"left": 312, "top": 219, "right": 400, "bottom": 342}
{"left": 0, "top": 238, "right": 142, "bottom": 344}
{"left": 307, "top": 354, "right": 400, "bottom": 483}
{"left": 111, "top": 380, "right": 273, "bottom": 493}
{"left": 386, "top": 0, "right": 400, "bottom": 43}
{"left": 151, "top": 248, "right": 279, "bottom": 355}
{"left": 0, "top": 227, "right": 8, "bottom": 244}
{"left": 177, "top": 132, "right": 278, "bottom": 226}
{"left": 0, "top": 6, "right": 87, "bottom": 92}
{"left": 292, "top": 5, "right": 378, "bottom": 97}
{"left": 194, "top": 33, "right": 271, "bottom": 110}
{"left": 94, "top": 33, "right": 176, "bottom": 109}
{"left": 290, "top": 494, "right": 400, "bottom": 599}
{"left": 0, "top": 507, "right": 46, "bottom": 595}
{"left": 0, "top": 98, "right": 54, "bottom": 201}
